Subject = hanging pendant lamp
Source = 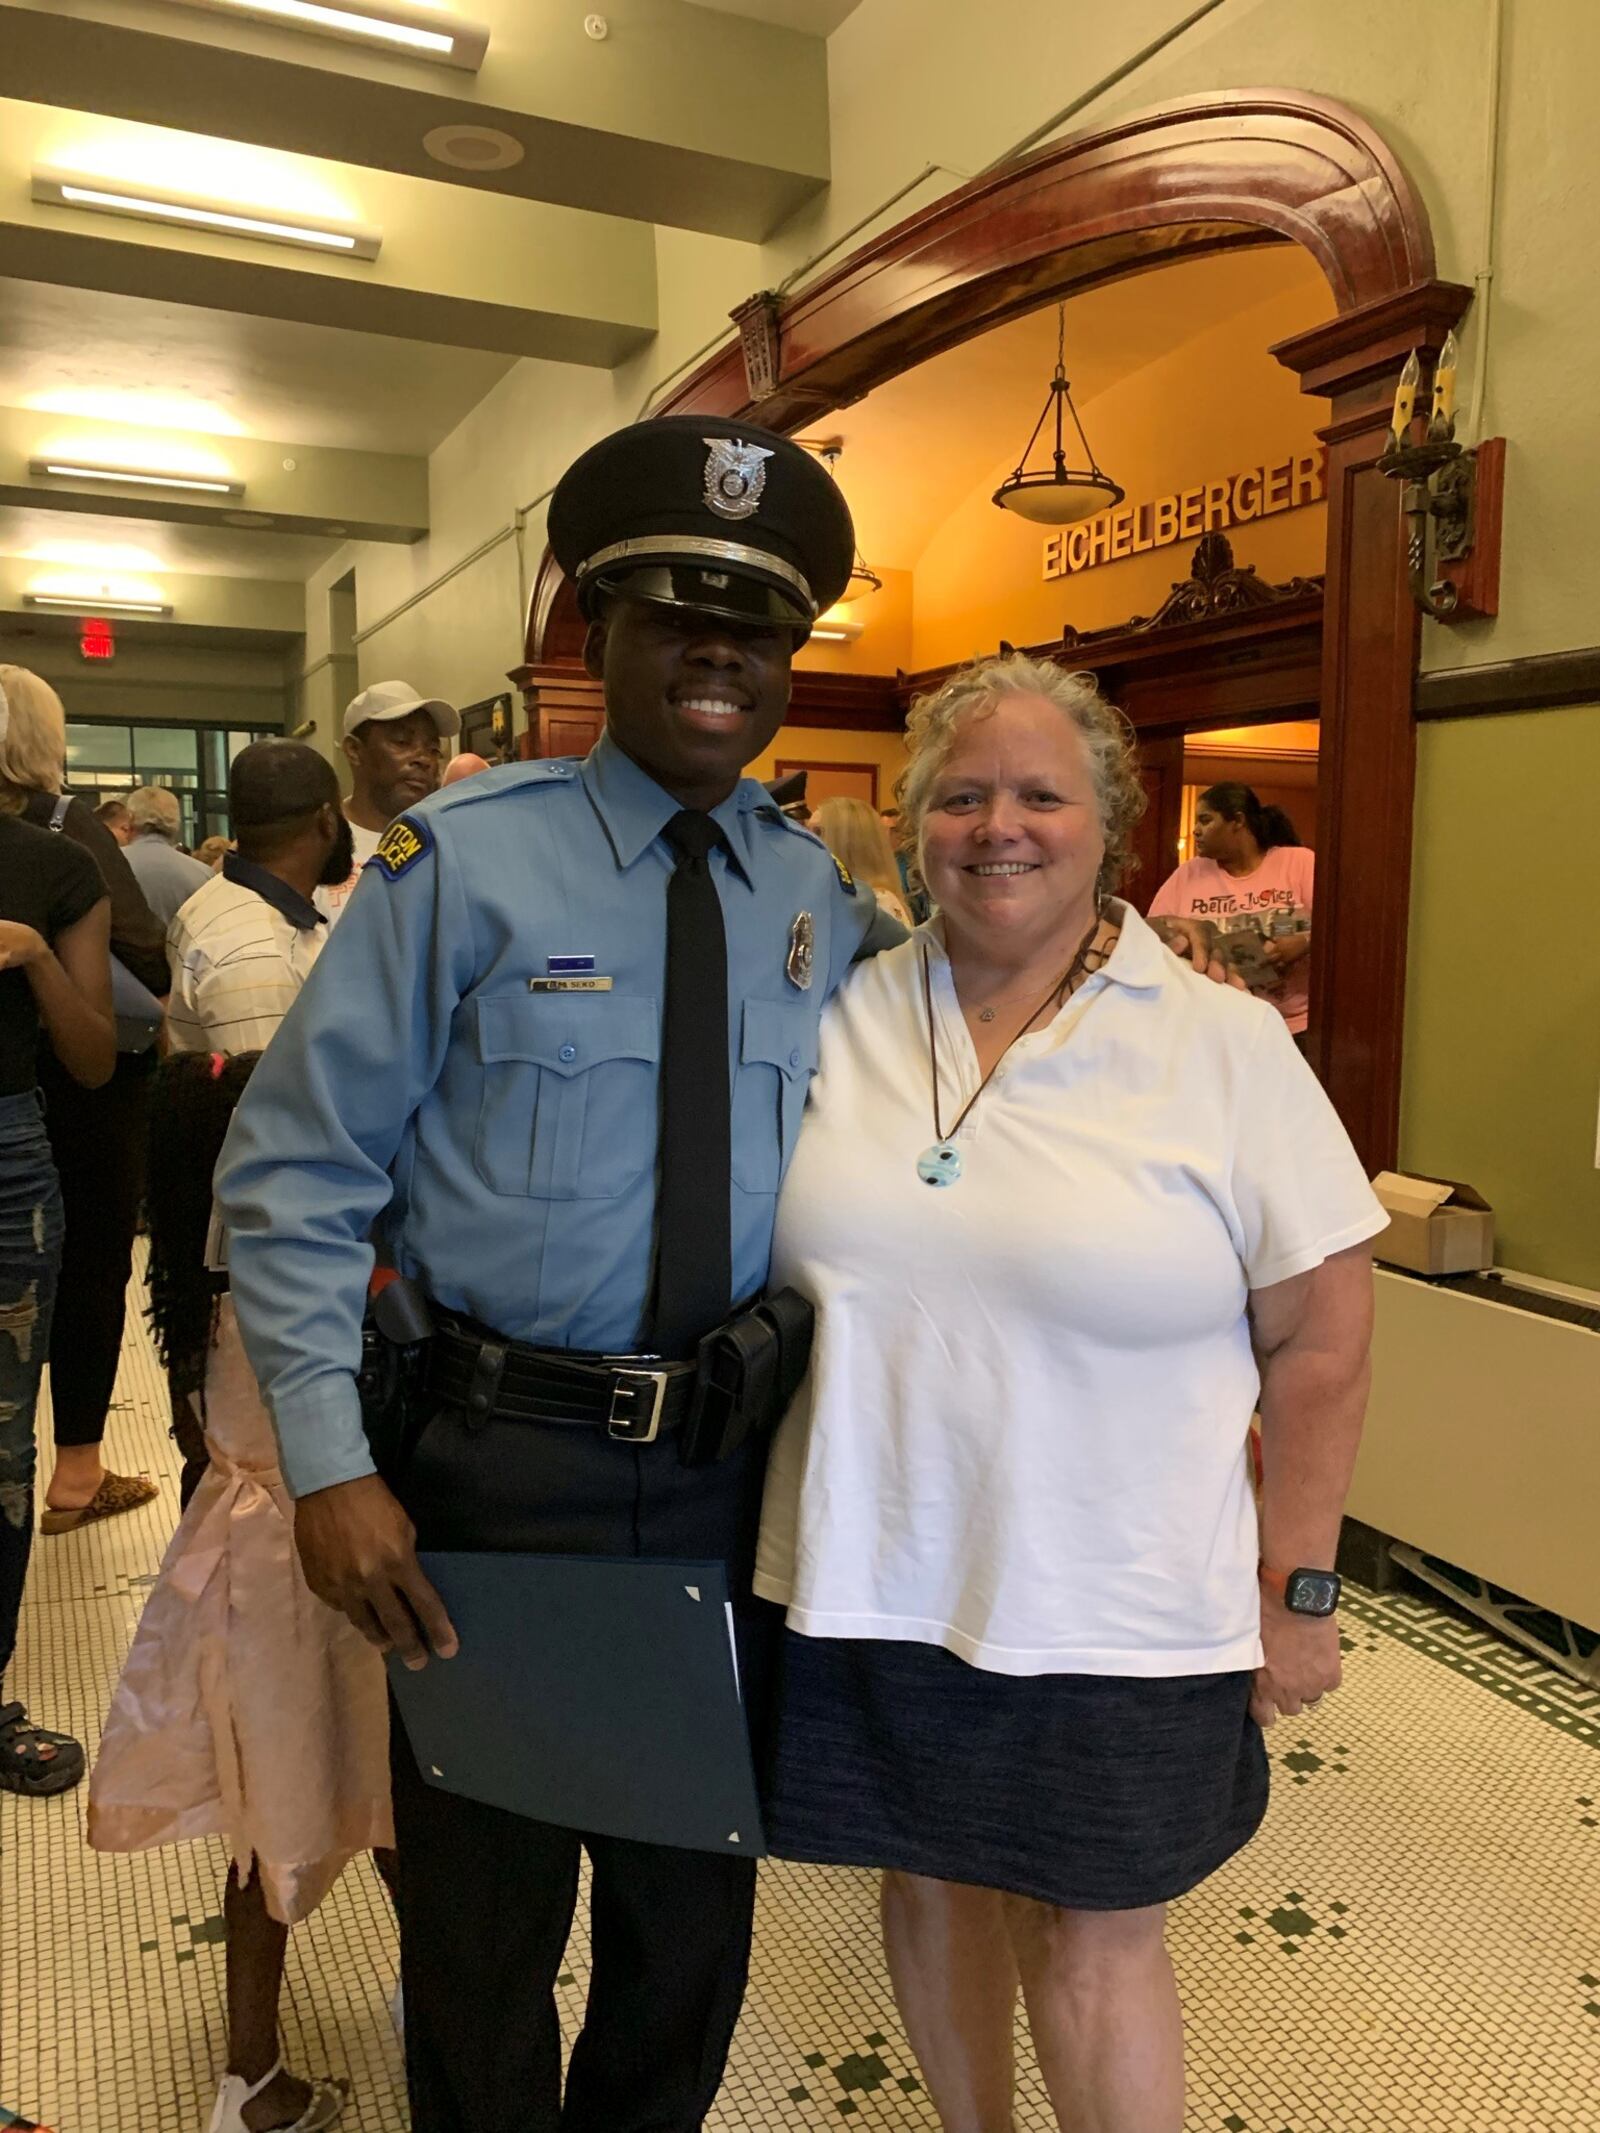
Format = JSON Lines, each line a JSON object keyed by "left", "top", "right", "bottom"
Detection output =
{"left": 992, "top": 305, "right": 1124, "bottom": 526}
{"left": 818, "top": 443, "right": 883, "bottom": 602}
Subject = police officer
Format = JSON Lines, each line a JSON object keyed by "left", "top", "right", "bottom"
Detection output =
{"left": 214, "top": 416, "right": 904, "bottom": 2133}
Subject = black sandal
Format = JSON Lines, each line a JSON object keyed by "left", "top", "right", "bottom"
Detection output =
{"left": 0, "top": 1701, "right": 85, "bottom": 1796}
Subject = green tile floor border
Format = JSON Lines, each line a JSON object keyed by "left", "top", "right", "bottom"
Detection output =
{"left": 1343, "top": 1585, "right": 1600, "bottom": 1750}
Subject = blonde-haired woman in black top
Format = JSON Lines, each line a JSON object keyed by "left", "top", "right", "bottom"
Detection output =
{"left": 0, "top": 672, "right": 116, "bottom": 1792}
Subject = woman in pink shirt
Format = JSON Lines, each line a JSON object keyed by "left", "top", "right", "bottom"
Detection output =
{"left": 1149, "top": 783, "right": 1314, "bottom": 1036}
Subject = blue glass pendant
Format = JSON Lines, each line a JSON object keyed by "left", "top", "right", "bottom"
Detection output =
{"left": 917, "top": 1142, "right": 964, "bottom": 1187}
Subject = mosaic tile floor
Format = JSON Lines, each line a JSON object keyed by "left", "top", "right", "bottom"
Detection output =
{"left": 3, "top": 1277, "right": 1598, "bottom": 2131}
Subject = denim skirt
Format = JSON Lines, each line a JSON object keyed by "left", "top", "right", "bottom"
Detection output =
{"left": 763, "top": 1629, "right": 1269, "bottom": 1912}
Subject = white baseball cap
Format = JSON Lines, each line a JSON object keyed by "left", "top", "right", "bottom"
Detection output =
{"left": 342, "top": 678, "right": 461, "bottom": 741}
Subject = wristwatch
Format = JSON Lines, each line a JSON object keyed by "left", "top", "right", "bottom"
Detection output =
{"left": 1259, "top": 1564, "right": 1342, "bottom": 1617}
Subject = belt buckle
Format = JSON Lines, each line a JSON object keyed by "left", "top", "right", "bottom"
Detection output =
{"left": 608, "top": 1366, "right": 670, "bottom": 1443}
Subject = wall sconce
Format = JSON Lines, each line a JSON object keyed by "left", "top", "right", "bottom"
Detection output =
{"left": 1377, "top": 334, "right": 1503, "bottom": 621}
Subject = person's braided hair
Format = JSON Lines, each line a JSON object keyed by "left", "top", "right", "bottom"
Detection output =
{"left": 145, "top": 1051, "right": 261, "bottom": 1402}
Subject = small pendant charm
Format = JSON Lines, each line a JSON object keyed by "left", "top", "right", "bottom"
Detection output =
{"left": 978, "top": 1007, "right": 996, "bottom": 1022}
{"left": 917, "top": 1141, "right": 963, "bottom": 1187}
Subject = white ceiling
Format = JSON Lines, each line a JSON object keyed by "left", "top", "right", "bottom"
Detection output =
{"left": 0, "top": 505, "right": 336, "bottom": 582}
{"left": 815, "top": 245, "right": 1328, "bottom": 571}
{"left": 0, "top": 277, "right": 516, "bottom": 457}
{"left": 685, "top": 1, "right": 864, "bottom": 31}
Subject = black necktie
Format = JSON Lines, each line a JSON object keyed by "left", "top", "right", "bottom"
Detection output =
{"left": 648, "top": 810, "right": 732, "bottom": 1357}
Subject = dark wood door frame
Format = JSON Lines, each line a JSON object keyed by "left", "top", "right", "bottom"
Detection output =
{"left": 521, "top": 91, "right": 1471, "bottom": 1170}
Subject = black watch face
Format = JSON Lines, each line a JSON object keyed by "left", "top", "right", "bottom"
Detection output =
{"left": 1286, "top": 1570, "right": 1341, "bottom": 1617}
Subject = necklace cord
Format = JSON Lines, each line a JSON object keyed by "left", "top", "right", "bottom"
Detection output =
{"left": 923, "top": 916, "right": 1105, "bottom": 1147}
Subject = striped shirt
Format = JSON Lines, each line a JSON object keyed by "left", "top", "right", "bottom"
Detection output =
{"left": 166, "top": 861, "right": 326, "bottom": 1056}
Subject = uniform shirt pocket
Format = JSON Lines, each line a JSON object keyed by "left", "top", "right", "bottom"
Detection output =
{"left": 473, "top": 992, "right": 659, "bottom": 1199}
{"left": 732, "top": 997, "right": 820, "bottom": 1196}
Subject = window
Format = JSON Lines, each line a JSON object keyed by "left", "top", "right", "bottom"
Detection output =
{"left": 64, "top": 718, "right": 278, "bottom": 847}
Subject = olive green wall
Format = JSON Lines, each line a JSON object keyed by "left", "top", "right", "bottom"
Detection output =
{"left": 1401, "top": 704, "right": 1600, "bottom": 1288}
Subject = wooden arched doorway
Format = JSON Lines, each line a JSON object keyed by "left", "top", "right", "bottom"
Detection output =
{"left": 519, "top": 90, "right": 1470, "bottom": 1172}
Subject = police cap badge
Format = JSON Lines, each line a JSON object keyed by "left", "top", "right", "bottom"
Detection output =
{"left": 548, "top": 415, "right": 855, "bottom": 641}
{"left": 703, "top": 436, "right": 773, "bottom": 521}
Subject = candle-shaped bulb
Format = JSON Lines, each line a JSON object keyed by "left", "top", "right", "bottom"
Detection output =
{"left": 1431, "top": 329, "right": 1459, "bottom": 430}
{"left": 1390, "top": 349, "right": 1421, "bottom": 443}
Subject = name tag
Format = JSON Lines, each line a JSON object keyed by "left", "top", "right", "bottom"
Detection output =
{"left": 528, "top": 976, "right": 613, "bottom": 992}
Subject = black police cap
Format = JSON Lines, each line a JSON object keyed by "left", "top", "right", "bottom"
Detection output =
{"left": 548, "top": 415, "right": 855, "bottom": 635}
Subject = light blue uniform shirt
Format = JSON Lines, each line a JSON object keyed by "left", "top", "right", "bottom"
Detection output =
{"left": 216, "top": 733, "right": 894, "bottom": 1497}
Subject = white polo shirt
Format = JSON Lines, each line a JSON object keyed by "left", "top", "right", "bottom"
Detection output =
{"left": 754, "top": 903, "right": 1386, "bottom": 1679}
{"left": 313, "top": 818, "right": 382, "bottom": 928}
{"left": 166, "top": 857, "right": 327, "bottom": 1056}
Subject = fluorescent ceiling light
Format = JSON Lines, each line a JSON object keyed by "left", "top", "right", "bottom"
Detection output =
{"left": 810, "top": 624, "right": 863, "bottom": 643}
{"left": 29, "top": 458, "right": 245, "bottom": 498}
{"left": 26, "top": 594, "right": 174, "bottom": 617}
{"left": 32, "top": 168, "right": 382, "bottom": 261}
{"left": 159, "top": 0, "right": 489, "bottom": 70}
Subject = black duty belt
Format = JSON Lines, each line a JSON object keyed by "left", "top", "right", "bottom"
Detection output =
{"left": 429, "top": 1317, "right": 697, "bottom": 1443}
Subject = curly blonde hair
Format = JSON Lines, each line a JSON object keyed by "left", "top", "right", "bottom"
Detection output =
{"left": 898, "top": 653, "right": 1146, "bottom": 891}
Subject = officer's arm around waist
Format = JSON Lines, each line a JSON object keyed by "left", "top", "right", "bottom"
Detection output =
{"left": 215, "top": 818, "right": 476, "bottom": 1497}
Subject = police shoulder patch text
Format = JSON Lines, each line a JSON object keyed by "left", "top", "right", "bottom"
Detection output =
{"left": 832, "top": 855, "right": 857, "bottom": 897}
{"left": 371, "top": 815, "right": 434, "bottom": 880}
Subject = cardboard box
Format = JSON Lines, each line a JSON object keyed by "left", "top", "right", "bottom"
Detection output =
{"left": 1370, "top": 1172, "right": 1495, "bottom": 1277}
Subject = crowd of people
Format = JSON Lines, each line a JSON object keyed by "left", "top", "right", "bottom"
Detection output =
{"left": 0, "top": 416, "right": 1379, "bottom": 2133}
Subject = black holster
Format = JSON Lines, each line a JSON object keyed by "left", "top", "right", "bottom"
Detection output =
{"left": 677, "top": 1286, "right": 814, "bottom": 1468}
{"left": 357, "top": 1277, "right": 436, "bottom": 1485}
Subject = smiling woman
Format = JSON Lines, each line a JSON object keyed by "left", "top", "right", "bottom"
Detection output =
{"left": 754, "top": 647, "right": 1386, "bottom": 2133}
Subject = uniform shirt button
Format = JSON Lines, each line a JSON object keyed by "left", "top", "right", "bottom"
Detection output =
{"left": 559, "top": 1043, "right": 577, "bottom": 1063}
{"left": 788, "top": 1047, "right": 802, "bottom": 1068}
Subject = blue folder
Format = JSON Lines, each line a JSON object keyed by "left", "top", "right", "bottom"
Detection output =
{"left": 387, "top": 1552, "right": 766, "bottom": 1857}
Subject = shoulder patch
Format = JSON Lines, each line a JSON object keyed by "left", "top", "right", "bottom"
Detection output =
{"left": 832, "top": 854, "right": 858, "bottom": 897}
{"left": 369, "top": 815, "right": 434, "bottom": 880}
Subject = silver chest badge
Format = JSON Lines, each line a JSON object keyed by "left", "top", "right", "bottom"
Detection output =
{"left": 786, "top": 911, "right": 814, "bottom": 991}
{"left": 703, "top": 436, "right": 774, "bottom": 521}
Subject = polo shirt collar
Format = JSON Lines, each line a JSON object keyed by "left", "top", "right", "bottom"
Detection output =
{"left": 1097, "top": 902, "right": 1170, "bottom": 991}
{"left": 580, "top": 730, "right": 757, "bottom": 885}
{"left": 920, "top": 899, "right": 1170, "bottom": 993}
{"left": 222, "top": 850, "right": 325, "bottom": 931}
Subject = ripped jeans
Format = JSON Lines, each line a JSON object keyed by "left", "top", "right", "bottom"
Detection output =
{"left": 0, "top": 1092, "right": 64, "bottom": 1686}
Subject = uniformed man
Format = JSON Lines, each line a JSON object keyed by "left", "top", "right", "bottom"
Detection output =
{"left": 214, "top": 416, "right": 904, "bottom": 2133}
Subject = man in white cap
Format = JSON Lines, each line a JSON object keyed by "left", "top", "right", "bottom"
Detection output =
{"left": 316, "top": 679, "right": 460, "bottom": 926}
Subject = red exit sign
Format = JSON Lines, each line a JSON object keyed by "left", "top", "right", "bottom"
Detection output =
{"left": 79, "top": 619, "right": 116, "bottom": 662}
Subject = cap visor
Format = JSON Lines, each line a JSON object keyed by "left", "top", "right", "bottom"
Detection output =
{"left": 589, "top": 562, "right": 812, "bottom": 632}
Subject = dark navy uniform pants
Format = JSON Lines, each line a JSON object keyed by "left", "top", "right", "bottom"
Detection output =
{"left": 390, "top": 1402, "right": 777, "bottom": 2133}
